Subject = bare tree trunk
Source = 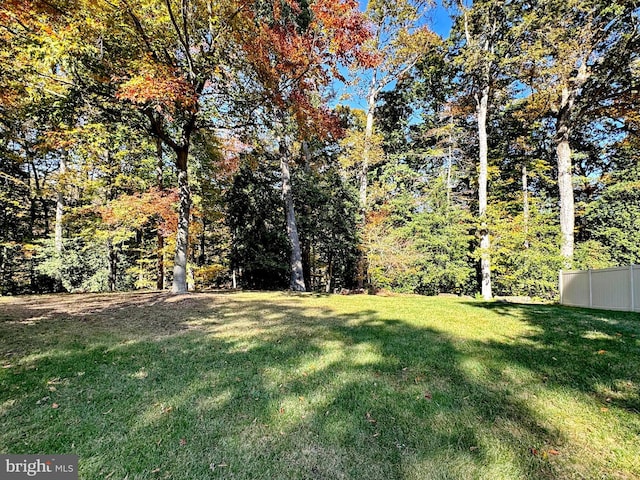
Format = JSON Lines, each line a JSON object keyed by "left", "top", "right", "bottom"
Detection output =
{"left": 356, "top": 88, "right": 377, "bottom": 289}
{"left": 156, "top": 138, "right": 165, "bottom": 290}
{"left": 360, "top": 90, "right": 376, "bottom": 209}
{"left": 554, "top": 62, "right": 589, "bottom": 267}
{"left": 28, "top": 167, "right": 35, "bottom": 239}
{"left": 477, "top": 87, "right": 492, "bottom": 300}
{"left": 199, "top": 218, "right": 206, "bottom": 266}
{"left": 325, "top": 249, "right": 334, "bottom": 293}
{"left": 54, "top": 155, "right": 67, "bottom": 255}
{"left": 0, "top": 245, "right": 6, "bottom": 296}
{"left": 107, "top": 239, "right": 117, "bottom": 292}
{"left": 447, "top": 128, "right": 453, "bottom": 207}
{"left": 172, "top": 149, "right": 190, "bottom": 293}
{"left": 556, "top": 86, "right": 575, "bottom": 267}
{"left": 302, "top": 237, "right": 311, "bottom": 291}
{"left": 522, "top": 163, "right": 530, "bottom": 249}
{"left": 33, "top": 158, "right": 50, "bottom": 236}
{"left": 54, "top": 155, "right": 67, "bottom": 292}
{"left": 280, "top": 147, "right": 306, "bottom": 292}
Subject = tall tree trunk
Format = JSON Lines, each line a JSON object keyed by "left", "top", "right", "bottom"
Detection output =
{"left": 199, "top": 217, "right": 206, "bottom": 266}
{"left": 477, "top": 87, "right": 492, "bottom": 300}
{"left": 54, "top": 155, "right": 66, "bottom": 292}
{"left": 522, "top": 163, "right": 530, "bottom": 249}
{"left": 107, "top": 239, "right": 117, "bottom": 292}
{"left": 27, "top": 154, "right": 46, "bottom": 238}
{"left": 554, "top": 62, "right": 588, "bottom": 267}
{"left": 0, "top": 245, "right": 6, "bottom": 296}
{"left": 446, "top": 127, "right": 453, "bottom": 207}
{"left": 356, "top": 85, "right": 377, "bottom": 289}
{"left": 54, "top": 155, "right": 66, "bottom": 255}
{"left": 360, "top": 89, "right": 376, "bottom": 209}
{"left": 156, "top": 137, "right": 165, "bottom": 290}
{"left": 280, "top": 146, "right": 306, "bottom": 292}
{"left": 171, "top": 149, "right": 190, "bottom": 293}
{"left": 556, "top": 86, "right": 575, "bottom": 267}
{"left": 325, "top": 248, "right": 334, "bottom": 293}
{"left": 302, "top": 237, "right": 311, "bottom": 291}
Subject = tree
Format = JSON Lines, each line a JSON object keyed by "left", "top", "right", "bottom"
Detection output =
{"left": 351, "top": 0, "right": 437, "bottom": 287}
{"left": 227, "top": 157, "right": 290, "bottom": 290}
{"left": 365, "top": 171, "right": 475, "bottom": 295}
{"left": 520, "top": 0, "right": 640, "bottom": 266}
{"left": 2, "top": 0, "right": 252, "bottom": 293}
{"left": 237, "top": 0, "right": 373, "bottom": 291}
{"left": 448, "top": 0, "right": 521, "bottom": 299}
{"left": 584, "top": 168, "right": 640, "bottom": 266}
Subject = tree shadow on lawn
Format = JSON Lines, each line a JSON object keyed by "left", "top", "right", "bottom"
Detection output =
{"left": 463, "top": 302, "right": 640, "bottom": 413}
{"left": 2, "top": 293, "right": 635, "bottom": 479}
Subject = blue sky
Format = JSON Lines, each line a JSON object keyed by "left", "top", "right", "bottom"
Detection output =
{"left": 428, "top": 2, "right": 454, "bottom": 38}
{"left": 335, "top": 1, "right": 454, "bottom": 111}
{"left": 357, "top": 0, "right": 454, "bottom": 38}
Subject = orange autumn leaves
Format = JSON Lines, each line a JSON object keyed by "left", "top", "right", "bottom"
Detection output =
{"left": 116, "top": 63, "right": 198, "bottom": 115}
{"left": 105, "top": 0, "right": 374, "bottom": 140}
{"left": 240, "top": 0, "right": 377, "bottom": 138}
{"left": 100, "top": 188, "right": 179, "bottom": 237}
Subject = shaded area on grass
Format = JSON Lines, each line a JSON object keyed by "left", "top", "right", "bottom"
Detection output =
{"left": 464, "top": 301, "right": 640, "bottom": 413}
{"left": 1, "top": 293, "right": 639, "bottom": 479}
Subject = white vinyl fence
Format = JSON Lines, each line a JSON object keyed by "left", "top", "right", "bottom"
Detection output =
{"left": 560, "top": 265, "right": 640, "bottom": 312}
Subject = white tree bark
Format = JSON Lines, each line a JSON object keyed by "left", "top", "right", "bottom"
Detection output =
{"left": 356, "top": 80, "right": 378, "bottom": 289}
{"left": 522, "top": 163, "right": 530, "bottom": 249}
{"left": 54, "top": 155, "right": 67, "bottom": 255}
{"left": 477, "top": 87, "right": 492, "bottom": 300}
{"left": 171, "top": 151, "right": 190, "bottom": 293}
{"left": 280, "top": 152, "right": 306, "bottom": 292}
{"left": 360, "top": 88, "right": 377, "bottom": 210}
{"left": 556, "top": 85, "right": 576, "bottom": 267}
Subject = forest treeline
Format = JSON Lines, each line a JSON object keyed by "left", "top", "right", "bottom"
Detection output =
{"left": 0, "top": 0, "right": 639, "bottom": 299}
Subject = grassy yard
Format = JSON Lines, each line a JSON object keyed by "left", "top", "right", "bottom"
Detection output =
{"left": 0, "top": 291, "right": 639, "bottom": 479}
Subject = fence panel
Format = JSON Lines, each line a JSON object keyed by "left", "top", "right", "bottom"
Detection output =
{"left": 560, "top": 265, "right": 640, "bottom": 313}
{"left": 591, "top": 268, "right": 631, "bottom": 311}
{"left": 634, "top": 266, "right": 640, "bottom": 313}
{"left": 560, "top": 270, "right": 590, "bottom": 308}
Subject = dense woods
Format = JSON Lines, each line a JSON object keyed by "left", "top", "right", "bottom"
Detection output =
{"left": 1, "top": 0, "right": 639, "bottom": 299}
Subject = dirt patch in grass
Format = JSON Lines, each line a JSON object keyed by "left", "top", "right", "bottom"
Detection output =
{"left": 0, "top": 292, "right": 223, "bottom": 357}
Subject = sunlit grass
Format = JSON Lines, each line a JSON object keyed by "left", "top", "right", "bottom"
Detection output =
{"left": 1, "top": 291, "right": 639, "bottom": 479}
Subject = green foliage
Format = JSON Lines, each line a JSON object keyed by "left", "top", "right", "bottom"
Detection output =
{"left": 35, "top": 238, "right": 136, "bottom": 293}
{"left": 227, "top": 153, "right": 359, "bottom": 292}
{"left": 573, "top": 240, "right": 615, "bottom": 271}
{"left": 36, "top": 238, "right": 104, "bottom": 293}
{"left": 367, "top": 175, "right": 475, "bottom": 295}
{"left": 293, "top": 166, "right": 359, "bottom": 291}
{"left": 583, "top": 171, "right": 640, "bottom": 266}
{"left": 227, "top": 159, "right": 290, "bottom": 290}
{"left": 490, "top": 202, "right": 563, "bottom": 300}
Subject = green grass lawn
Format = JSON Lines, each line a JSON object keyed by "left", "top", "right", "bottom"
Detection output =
{"left": 1, "top": 291, "right": 639, "bottom": 479}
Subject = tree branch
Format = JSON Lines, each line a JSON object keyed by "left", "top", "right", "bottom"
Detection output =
{"left": 121, "top": 0, "right": 162, "bottom": 64}
{"left": 164, "top": 0, "right": 195, "bottom": 80}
